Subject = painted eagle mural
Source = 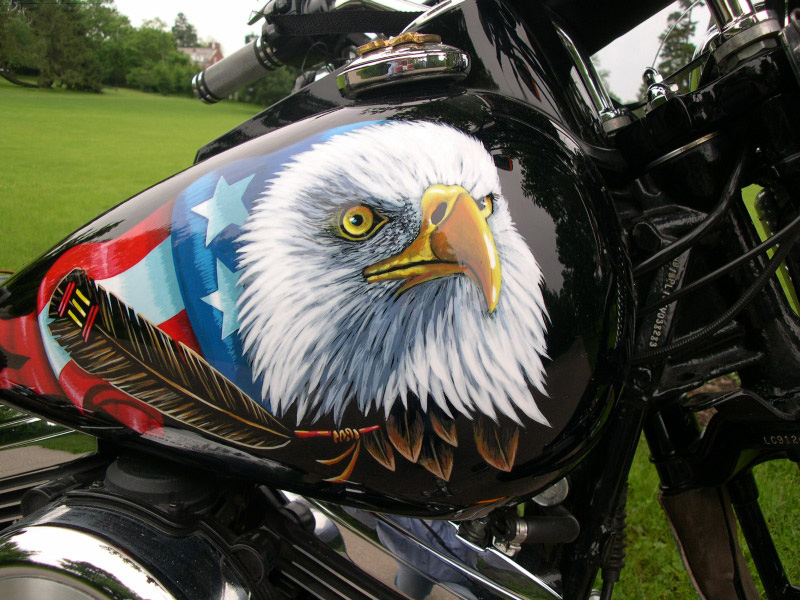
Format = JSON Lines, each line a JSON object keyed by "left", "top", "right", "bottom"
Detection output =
{"left": 37, "top": 121, "right": 551, "bottom": 484}
{"left": 236, "top": 121, "right": 550, "bottom": 479}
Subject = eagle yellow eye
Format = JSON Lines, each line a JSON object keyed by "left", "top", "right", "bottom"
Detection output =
{"left": 338, "top": 205, "right": 386, "bottom": 240}
{"left": 475, "top": 193, "right": 494, "bottom": 219}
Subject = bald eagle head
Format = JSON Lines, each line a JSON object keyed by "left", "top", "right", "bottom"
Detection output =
{"left": 237, "top": 121, "right": 548, "bottom": 427}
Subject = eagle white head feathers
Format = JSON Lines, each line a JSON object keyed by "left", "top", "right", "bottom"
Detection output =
{"left": 237, "top": 121, "right": 548, "bottom": 427}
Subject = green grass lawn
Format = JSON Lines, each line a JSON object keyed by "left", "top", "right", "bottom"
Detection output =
{"left": 0, "top": 80, "right": 797, "bottom": 599}
{"left": 0, "top": 78, "right": 262, "bottom": 271}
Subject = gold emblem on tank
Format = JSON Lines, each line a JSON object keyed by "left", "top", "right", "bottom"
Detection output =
{"left": 357, "top": 32, "right": 442, "bottom": 56}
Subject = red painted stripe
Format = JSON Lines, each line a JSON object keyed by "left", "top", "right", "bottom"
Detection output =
{"left": 0, "top": 313, "right": 62, "bottom": 395}
{"left": 83, "top": 305, "right": 99, "bottom": 342}
{"left": 294, "top": 424, "right": 381, "bottom": 438}
{"left": 295, "top": 430, "right": 333, "bottom": 438}
{"left": 156, "top": 309, "right": 201, "bottom": 353}
{"left": 58, "top": 362, "right": 163, "bottom": 433}
{"left": 57, "top": 282, "right": 75, "bottom": 317}
{"left": 37, "top": 200, "right": 174, "bottom": 314}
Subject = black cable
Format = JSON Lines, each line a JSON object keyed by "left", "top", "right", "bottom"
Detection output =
{"left": 632, "top": 234, "right": 799, "bottom": 364}
{"left": 632, "top": 149, "right": 748, "bottom": 278}
{"left": 638, "top": 210, "right": 800, "bottom": 317}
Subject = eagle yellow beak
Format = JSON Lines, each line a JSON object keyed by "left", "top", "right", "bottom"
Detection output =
{"left": 363, "top": 185, "right": 501, "bottom": 313}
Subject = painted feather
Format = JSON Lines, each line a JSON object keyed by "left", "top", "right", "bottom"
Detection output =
{"left": 362, "top": 428, "right": 396, "bottom": 471}
{"left": 418, "top": 435, "right": 455, "bottom": 481}
{"left": 47, "top": 269, "right": 290, "bottom": 449}
{"left": 473, "top": 415, "right": 520, "bottom": 472}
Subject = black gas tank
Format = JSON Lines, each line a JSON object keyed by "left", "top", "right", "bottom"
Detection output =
{"left": 0, "top": 94, "right": 631, "bottom": 517}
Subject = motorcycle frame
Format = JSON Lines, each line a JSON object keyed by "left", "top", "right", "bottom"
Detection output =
{"left": 1, "top": 0, "right": 800, "bottom": 599}
{"left": 193, "top": 0, "right": 800, "bottom": 591}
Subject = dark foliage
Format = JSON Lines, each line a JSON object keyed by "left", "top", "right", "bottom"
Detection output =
{"left": 0, "top": 1, "right": 195, "bottom": 95}
{"left": 1, "top": 1, "right": 308, "bottom": 104}
{"left": 1, "top": 0, "right": 110, "bottom": 91}
{"left": 235, "top": 66, "right": 300, "bottom": 106}
{"left": 638, "top": 0, "right": 705, "bottom": 100}
{"left": 172, "top": 12, "right": 198, "bottom": 48}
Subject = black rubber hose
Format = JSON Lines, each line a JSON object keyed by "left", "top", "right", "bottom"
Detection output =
{"left": 522, "top": 513, "right": 580, "bottom": 544}
{"left": 632, "top": 149, "right": 748, "bottom": 278}
{"left": 632, "top": 234, "right": 799, "bottom": 364}
{"left": 638, "top": 210, "right": 800, "bottom": 317}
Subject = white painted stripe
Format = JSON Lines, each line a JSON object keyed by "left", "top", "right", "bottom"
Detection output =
{"left": 97, "top": 238, "right": 183, "bottom": 325}
{"left": 38, "top": 309, "right": 71, "bottom": 378}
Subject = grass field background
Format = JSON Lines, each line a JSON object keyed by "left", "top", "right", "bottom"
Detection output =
{"left": 0, "top": 78, "right": 262, "bottom": 271}
{"left": 1, "top": 78, "right": 798, "bottom": 598}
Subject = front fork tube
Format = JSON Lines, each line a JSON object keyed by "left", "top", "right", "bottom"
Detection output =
{"left": 729, "top": 471, "right": 800, "bottom": 599}
{"left": 645, "top": 405, "right": 760, "bottom": 600}
{"left": 644, "top": 403, "right": 800, "bottom": 600}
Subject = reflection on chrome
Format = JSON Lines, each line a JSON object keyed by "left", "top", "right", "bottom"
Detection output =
{"left": 284, "top": 492, "right": 562, "bottom": 600}
{"left": 337, "top": 41, "right": 470, "bottom": 96}
{"left": 0, "top": 503, "right": 254, "bottom": 600}
{"left": 0, "top": 526, "right": 175, "bottom": 600}
{"left": 333, "top": 0, "right": 429, "bottom": 11}
{"left": 554, "top": 25, "right": 630, "bottom": 134}
{"left": 707, "top": 0, "right": 757, "bottom": 33}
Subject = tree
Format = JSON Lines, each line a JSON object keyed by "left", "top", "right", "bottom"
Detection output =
{"left": 0, "top": 0, "right": 131, "bottom": 91}
{"left": 86, "top": 2, "right": 132, "bottom": 87}
{"left": 142, "top": 17, "right": 167, "bottom": 31}
{"left": 639, "top": 0, "right": 704, "bottom": 100}
{"left": 0, "top": 2, "right": 206, "bottom": 96}
{"left": 236, "top": 66, "right": 300, "bottom": 106}
{"left": 123, "top": 23, "right": 195, "bottom": 95}
{"left": 0, "top": 2, "right": 38, "bottom": 86}
{"left": 171, "top": 12, "right": 198, "bottom": 47}
{"left": 23, "top": 0, "right": 107, "bottom": 91}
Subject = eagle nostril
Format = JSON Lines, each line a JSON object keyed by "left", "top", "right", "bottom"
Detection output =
{"left": 431, "top": 202, "right": 448, "bottom": 226}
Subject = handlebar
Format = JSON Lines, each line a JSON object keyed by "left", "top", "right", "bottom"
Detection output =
{"left": 192, "top": 0, "right": 426, "bottom": 103}
{"left": 192, "top": 36, "right": 282, "bottom": 104}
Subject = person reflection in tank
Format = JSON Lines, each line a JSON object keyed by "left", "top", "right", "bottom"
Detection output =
{"left": 376, "top": 516, "right": 480, "bottom": 599}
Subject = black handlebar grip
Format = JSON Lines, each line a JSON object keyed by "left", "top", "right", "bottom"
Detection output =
{"left": 192, "top": 37, "right": 282, "bottom": 104}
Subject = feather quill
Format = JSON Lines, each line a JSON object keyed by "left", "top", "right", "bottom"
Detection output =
{"left": 48, "top": 269, "right": 290, "bottom": 449}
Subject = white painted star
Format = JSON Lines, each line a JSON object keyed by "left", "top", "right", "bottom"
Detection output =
{"left": 192, "top": 174, "right": 255, "bottom": 246}
{"left": 201, "top": 260, "right": 243, "bottom": 339}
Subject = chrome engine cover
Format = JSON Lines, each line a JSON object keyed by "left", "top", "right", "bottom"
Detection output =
{"left": 0, "top": 503, "right": 252, "bottom": 600}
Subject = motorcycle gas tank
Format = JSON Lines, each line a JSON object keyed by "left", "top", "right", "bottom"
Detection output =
{"left": 0, "top": 95, "right": 631, "bottom": 518}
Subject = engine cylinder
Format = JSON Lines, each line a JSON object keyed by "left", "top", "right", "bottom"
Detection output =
{"left": 0, "top": 501, "right": 254, "bottom": 600}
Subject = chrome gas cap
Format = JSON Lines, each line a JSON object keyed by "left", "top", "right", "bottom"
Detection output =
{"left": 337, "top": 32, "right": 470, "bottom": 96}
